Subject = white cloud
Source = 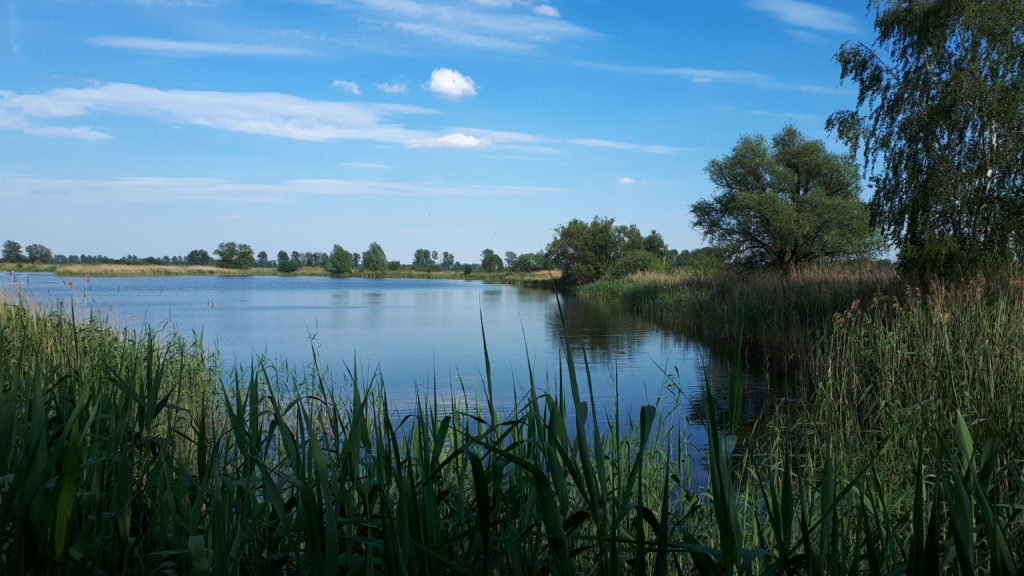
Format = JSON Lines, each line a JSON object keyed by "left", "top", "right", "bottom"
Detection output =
{"left": 89, "top": 36, "right": 310, "bottom": 56}
{"left": 332, "top": 80, "right": 362, "bottom": 95}
{"left": 617, "top": 177, "right": 636, "bottom": 184}
{"left": 377, "top": 82, "right": 408, "bottom": 93}
{"left": 748, "top": 0, "right": 859, "bottom": 33}
{"left": 0, "top": 103, "right": 111, "bottom": 141}
{"left": 568, "top": 138, "right": 680, "bottom": 155}
{"left": 427, "top": 68, "right": 478, "bottom": 100}
{"left": 407, "top": 133, "right": 492, "bottom": 149}
{"left": 533, "top": 5, "right": 559, "bottom": 18}
{"left": 0, "top": 82, "right": 437, "bottom": 144}
{"left": 575, "top": 61, "right": 839, "bottom": 94}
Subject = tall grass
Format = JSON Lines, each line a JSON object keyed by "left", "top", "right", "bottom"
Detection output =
{"left": 804, "top": 276, "right": 1024, "bottom": 480}
{"left": 1, "top": 294, "right": 1021, "bottom": 573}
{"left": 578, "top": 265, "right": 901, "bottom": 381}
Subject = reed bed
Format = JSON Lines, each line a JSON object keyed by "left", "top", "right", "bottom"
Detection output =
{"left": 578, "top": 264, "right": 901, "bottom": 380}
{"left": 51, "top": 264, "right": 286, "bottom": 277}
{"left": 1, "top": 294, "right": 1021, "bottom": 573}
{"left": 805, "top": 276, "right": 1024, "bottom": 476}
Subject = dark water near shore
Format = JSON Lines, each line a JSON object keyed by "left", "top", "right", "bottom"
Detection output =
{"left": 2, "top": 272, "right": 764, "bottom": 455}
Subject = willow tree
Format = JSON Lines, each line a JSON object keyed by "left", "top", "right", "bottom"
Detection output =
{"left": 828, "top": 0, "right": 1024, "bottom": 278}
{"left": 691, "top": 126, "right": 880, "bottom": 270}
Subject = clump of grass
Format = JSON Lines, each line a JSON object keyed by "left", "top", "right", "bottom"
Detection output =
{"left": 1, "top": 294, "right": 1021, "bottom": 573}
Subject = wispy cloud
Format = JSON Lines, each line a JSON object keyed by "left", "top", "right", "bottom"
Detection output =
{"left": 568, "top": 137, "right": 682, "bottom": 155}
{"left": 332, "top": 80, "right": 362, "bottom": 95}
{"left": 23, "top": 126, "right": 113, "bottom": 140}
{"left": 748, "top": 0, "right": 859, "bottom": 33}
{"left": 309, "top": 0, "right": 593, "bottom": 52}
{"left": 575, "top": 61, "right": 839, "bottom": 94}
{"left": 617, "top": 177, "right": 636, "bottom": 184}
{"left": 407, "top": 133, "right": 492, "bottom": 149}
{"left": 377, "top": 82, "right": 409, "bottom": 94}
{"left": 533, "top": 5, "right": 559, "bottom": 17}
{"left": 715, "top": 105, "right": 820, "bottom": 123}
{"left": 89, "top": 36, "right": 310, "bottom": 56}
{"left": 0, "top": 82, "right": 437, "bottom": 144}
{"left": 0, "top": 173, "right": 549, "bottom": 203}
{"left": 0, "top": 105, "right": 111, "bottom": 141}
{"left": 427, "top": 68, "right": 478, "bottom": 99}
{"left": 787, "top": 29, "right": 827, "bottom": 43}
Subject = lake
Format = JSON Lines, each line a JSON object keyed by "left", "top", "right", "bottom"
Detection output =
{"left": 1, "top": 272, "right": 762, "bottom": 445}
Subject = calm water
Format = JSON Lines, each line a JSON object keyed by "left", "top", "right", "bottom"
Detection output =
{"left": 2, "top": 272, "right": 762, "bottom": 443}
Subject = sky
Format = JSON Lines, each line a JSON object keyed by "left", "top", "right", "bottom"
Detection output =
{"left": 0, "top": 0, "right": 877, "bottom": 263}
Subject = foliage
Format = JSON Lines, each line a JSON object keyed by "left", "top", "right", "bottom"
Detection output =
{"left": 691, "top": 126, "right": 881, "bottom": 270}
{"left": 546, "top": 216, "right": 665, "bottom": 283}
{"left": 326, "top": 245, "right": 353, "bottom": 276}
{"left": 1, "top": 240, "right": 23, "bottom": 263}
{"left": 412, "top": 248, "right": 436, "bottom": 268}
{"left": 256, "top": 250, "right": 269, "bottom": 267}
{"left": 675, "top": 246, "right": 727, "bottom": 271}
{"left": 504, "top": 251, "right": 547, "bottom": 272}
{"left": 24, "top": 244, "right": 53, "bottom": 264}
{"left": 480, "top": 249, "right": 503, "bottom": 273}
{"left": 828, "top": 0, "right": 1024, "bottom": 279}
{"left": 186, "top": 249, "right": 213, "bottom": 267}
{"left": 277, "top": 250, "right": 289, "bottom": 264}
{"left": 441, "top": 251, "right": 455, "bottom": 270}
{"left": 361, "top": 242, "right": 387, "bottom": 271}
{"left": 277, "top": 259, "right": 301, "bottom": 273}
{"left": 214, "top": 242, "right": 255, "bottom": 270}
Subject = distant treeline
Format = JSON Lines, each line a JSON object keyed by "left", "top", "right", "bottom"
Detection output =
{"left": 2, "top": 226, "right": 729, "bottom": 283}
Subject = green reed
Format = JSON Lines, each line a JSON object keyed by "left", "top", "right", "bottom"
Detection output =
{"left": 0, "top": 295, "right": 1021, "bottom": 574}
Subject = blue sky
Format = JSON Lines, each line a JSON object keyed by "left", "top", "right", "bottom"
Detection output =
{"left": 1, "top": 0, "right": 875, "bottom": 263}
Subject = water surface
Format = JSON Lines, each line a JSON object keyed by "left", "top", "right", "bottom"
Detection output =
{"left": 2, "top": 272, "right": 761, "bottom": 443}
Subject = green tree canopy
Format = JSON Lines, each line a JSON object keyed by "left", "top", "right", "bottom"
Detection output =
{"left": 481, "top": 249, "right": 503, "bottom": 273}
{"left": 185, "top": 249, "right": 212, "bottom": 266}
{"left": 2, "top": 240, "right": 23, "bottom": 263}
{"left": 828, "top": 0, "right": 1024, "bottom": 277}
{"left": 412, "top": 249, "right": 436, "bottom": 268}
{"left": 277, "top": 259, "right": 300, "bottom": 273}
{"left": 691, "top": 126, "right": 881, "bottom": 269}
{"left": 362, "top": 242, "right": 387, "bottom": 271}
{"left": 546, "top": 216, "right": 667, "bottom": 283}
{"left": 24, "top": 244, "right": 53, "bottom": 264}
{"left": 327, "top": 244, "right": 353, "bottom": 276}
{"left": 441, "top": 251, "right": 455, "bottom": 270}
{"left": 214, "top": 242, "right": 255, "bottom": 270}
